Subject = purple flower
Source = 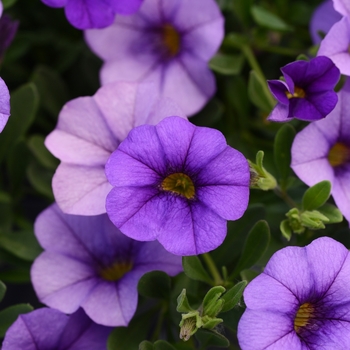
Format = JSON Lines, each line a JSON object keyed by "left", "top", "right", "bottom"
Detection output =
{"left": 85, "top": 0, "right": 224, "bottom": 116}
{"left": 267, "top": 56, "right": 340, "bottom": 122}
{"left": 0, "top": 2, "right": 2, "bottom": 18}
{"left": 41, "top": 0, "right": 143, "bottom": 29}
{"left": 291, "top": 80, "right": 350, "bottom": 224}
{"left": 0, "top": 14, "right": 19, "bottom": 59}
{"left": 45, "top": 81, "right": 185, "bottom": 216}
{"left": 310, "top": 0, "right": 341, "bottom": 44}
{"left": 318, "top": 16, "right": 350, "bottom": 76}
{"left": 0, "top": 77, "right": 10, "bottom": 132}
{"left": 31, "top": 204, "right": 182, "bottom": 326}
{"left": 333, "top": 0, "right": 350, "bottom": 18}
{"left": 105, "top": 116, "right": 250, "bottom": 256}
{"left": 2, "top": 308, "right": 111, "bottom": 350}
{"left": 238, "top": 237, "right": 350, "bottom": 349}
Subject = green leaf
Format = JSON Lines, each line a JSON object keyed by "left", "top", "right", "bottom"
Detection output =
{"left": 139, "top": 341, "right": 154, "bottom": 350}
{"left": 0, "top": 304, "right": 33, "bottom": 338}
{"left": 202, "top": 286, "right": 225, "bottom": 317}
{"left": 137, "top": 271, "right": 171, "bottom": 299}
{"left": 27, "top": 161, "right": 54, "bottom": 199}
{"left": 251, "top": 6, "right": 293, "bottom": 31}
{"left": 317, "top": 203, "right": 343, "bottom": 224}
{"left": 240, "top": 269, "right": 259, "bottom": 282}
{"left": 154, "top": 340, "right": 177, "bottom": 350}
{"left": 232, "top": 0, "right": 254, "bottom": 26}
{"left": 195, "top": 329, "right": 229, "bottom": 348}
{"left": 0, "top": 281, "right": 6, "bottom": 303}
{"left": 2, "top": 0, "right": 17, "bottom": 9}
{"left": 190, "top": 98, "right": 224, "bottom": 126}
{"left": 27, "top": 135, "right": 59, "bottom": 170}
{"left": 0, "top": 83, "right": 39, "bottom": 163}
{"left": 302, "top": 180, "right": 331, "bottom": 211}
{"left": 182, "top": 256, "right": 212, "bottom": 284}
{"left": 274, "top": 124, "right": 296, "bottom": 189}
{"left": 220, "top": 281, "right": 247, "bottom": 313}
{"left": 176, "top": 289, "right": 193, "bottom": 313}
{"left": 248, "top": 70, "right": 273, "bottom": 113}
{"left": 280, "top": 219, "right": 292, "bottom": 241}
{"left": 209, "top": 53, "right": 245, "bottom": 75}
{"left": 230, "top": 220, "right": 270, "bottom": 279}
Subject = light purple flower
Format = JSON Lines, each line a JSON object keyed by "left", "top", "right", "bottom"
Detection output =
{"left": 105, "top": 116, "right": 250, "bottom": 256}
{"left": 85, "top": 0, "right": 224, "bottom": 116}
{"left": 238, "top": 237, "right": 350, "bottom": 350}
{"left": 2, "top": 308, "right": 112, "bottom": 350}
{"left": 267, "top": 56, "right": 340, "bottom": 122}
{"left": 318, "top": 16, "right": 350, "bottom": 76}
{"left": 45, "top": 81, "right": 185, "bottom": 216}
{"left": 0, "top": 77, "right": 10, "bottom": 132}
{"left": 0, "top": 2, "right": 2, "bottom": 18}
{"left": 310, "top": 0, "right": 341, "bottom": 44}
{"left": 291, "top": 80, "right": 350, "bottom": 224}
{"left": 31, "top": 204, "right": 182, "bottom": 327}
{"left": 41, "top": 0, "right": 144, "bottom": 29}
{"left": 333, "top": 0, "right": 350, "bottom": 18}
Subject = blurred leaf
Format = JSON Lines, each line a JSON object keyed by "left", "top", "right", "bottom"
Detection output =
{"left": 220, "top": 281, "right": 247, "bottom": 313}
{"left": 27, "top": 161, "right": 54, "bottom": 199}
{"left": 251, "top": 6, "right": 293, "bottom": 31}
{"left": 138, "top": 271, "right": 171, "bottom": 299}
{"left": 182, "top": 256, "right": 212, "bottom": 285}
{"left": 0, "top": 191, "right": 12, "bottom": 231}
{"left": 274, "top": 124, "right": 296, "bottom": 189}
{"left": 223, "top": 33, "right": 249, "bottom": 49}
{"left": 240, "top": 269, "right": 259, "bottom": 282}
{"left": 27, "top": 135, "right": 59, "bottom": 170}
{"left": 139, "top": 341, "right": 154, "bottom": 350}
{"left": 2, "top": 0, "right": 17, "bottom": 9}
{"left": 302, "top": 181, "right": 331, "bottom": 211}
{"left": 209, "top": 53, "right": 244, "bottom": 75}
{"left": 0, "top": 281, "right": 6, "bottom": 303}
{"left": 191, "top": 98, "right": 224, "bottom": 126}
{"left": 248, "top": 70, "right": 273, "bottom": 113}
{"left": 195, "top": 329, "right": 229, "bottom": 348}
{"left": 0, "top": 230, "right": 42, "bottom": 261}
{"left": 230, "top": 220, "right": 270, "bottom": 279}
{"left": 317, "top": 203, "right": 343, "bottom": 224}
{"left": 154, "top": 340, "right": 177, "bottom": 350}
{"left": 0, "top": 304, "right": 33, "bottom": 338}
{"left": 0, "top": 83, "right": 39, "bottom": 163}
{"left": 280, "top": 219, "right": 292, "bottom": 241}
{"left": 232, "top": 0, "right": 254, "bottom": 26}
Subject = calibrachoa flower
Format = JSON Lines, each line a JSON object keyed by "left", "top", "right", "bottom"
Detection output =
{"left": 238, "top": 237, "right": 350, "bottom": 349}
{"left": 31, "top": 204, "right": 182, "bottom": 327}
{"left": 45, "top": 81, "right": 185, "bottom": 216}
{"left": 2, "top": 308, "right": 112, "bottom": 350}
{"left": 333, "top": 0, "right": 350, "bottom": 18}
{"left": 267, "top": 56, "right": 340, "bottom": 122}
{"left": 41, "top": 0, "right": 144, "bottom": 29}
{"left": 0, "top": 77, "right": 10, "bottom": 132}
{"left": 0, "top": 2, "right": 2, "bottom": 18}
{"left": 318, "top": 16, "right": 350, "bottom": 76}
{"left": 105, "top": 116, "right": 250, "bottom": 256}
{"left": 291, "top": 80, "right": 350, "bottom": 223}
{"left": 85, "top": 0, "right": 224, "bottom": 116}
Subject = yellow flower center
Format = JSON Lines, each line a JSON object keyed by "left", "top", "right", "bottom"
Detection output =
{"left": 285, "top": 86, "right": 306, "bottom": 99}
{"left": 162, "top": 173, "right": 195, "bottom": 199}
{"left": 99, "top": 261, "right": 133, "bottom": 282}
{"left": 162, "top": 24, "right": 181, "bottom": 56}
{"left": 294, "top": 302, "right": 314, "bottom": 333}
{"left": 328, "top": 142, "right": 350, "bottom": 167}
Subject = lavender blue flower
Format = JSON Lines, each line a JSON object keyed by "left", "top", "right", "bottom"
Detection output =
{"left": 318, "top": 16, "right": 350, "bottom": 76}
{"left": 41, "top": 0, "right": 143, "bottom": 29}
{"left": 333, "top": 0, "right": 350, "bottom": 18}
{"left": 0, "top": 77, "right": 10, "bottom": 132}
{"left": 267, "top": 56, "right": 340, "bottom": 122}
{"left": 31, "top": 204, "right": 182, "bottom": 327}
{"left": 238, "top": 237, "right": 350, "bottom": 349}
{"left": 85, "top": 0, "right": 224, "bottom": 116}
{"left": 2, "top": 308, "right": 112, "bottom": 350}
{"left": 45, "top": 81, "right": 185, "bottom": 216}
{"left": 291, "top": 80, "right": 350, "bottom": 224}
{"left": 105, "top": 116, "right": 250, "bottom": 256}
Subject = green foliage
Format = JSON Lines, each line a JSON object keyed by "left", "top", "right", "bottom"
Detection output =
{"left": 251, "top": 6, "right": 293, "bottom": 31}
{"left": 302, "top": 181, "right": 332, "bottom": 211}
{"left": 182, "top": 256, "right": 212, "bottom": 285}
{"left": 248, "top": 70, "right": 274, "bottom": 113}
{"left": 138, "top": 271, "right": 171, "bottom": 299}
{"left": 0, "top": 281, "right": 6, "bottom": 303}
{"left": 220, "top": 281, "right": 247, "bottom": 313}
{"left": 209, "top": 53, "right": 245, "bottom": 75}
{"left": 195, "top": 329, "right": 229, "bottom": 348}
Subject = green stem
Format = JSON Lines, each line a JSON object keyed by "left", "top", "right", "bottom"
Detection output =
{"left": 273, "top": 186, "right": 298, "bottom": 208}
{"left": 202, "top": 253, "right": 222, "bottom": 285}
{"left": 255, "top": 44, "right": 301, "bottom": 57}
{"left": 151, "top": 301, "right": 168, "bottom": 342}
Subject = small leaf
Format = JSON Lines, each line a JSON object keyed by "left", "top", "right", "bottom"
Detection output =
{"left": 2, "top": 0, "right": 17, "bottom": 9}
{"left": 154, "top": 340, "right": 177, "bottom": 350}
{"left": 302, "top": 180, "right": 331, "bottom": 211}
{"left": 209, "top": 53, "right": 245, "bottom": 75}
{"left": 182, "top": 256, "right": 212, "bottom": 284}
{"left": 251, "top": 6, "right": 293, "bottom": 31}
{"left": 195, "top": 329, "right": 229, "bottom": 348}
{"left": 202, "top": 286, "right": 226, "bottom": 317}
{"left": 248, "top": 70, "right": 274, "bottom": 112}
{"left": 0, "top": 281, "right": 6, "bottom": 303}
{"left": 176, "top": 289, "right": 193, "bottom": 313}
{"left": 139, "top": 341, "right": 154, "bottom": 350}
{"left": 230, "top": 220, "right": 270, "bottom": 279}
{"left": 27, "top": 161, "right": 54, "bottom": 199}
{"left": 202, "top": 318, "right": 223, "bottom": 330}
{"left": 138, "top": 271, "right": 171, "bottom": 300}
{"left": 27, "top": 135, "right": 59, "bottom": 170}
{"left": 0, "top": 304, "right": 33, "bottom": 338}
{"left": 317, "top": 203, "right": 343, "bottom": 224}
{"left": 220, "top": 281, "right": 247, "bottom": 313}
{"left": 280, "top": 219, "right": 292, "bottom": 241}
{"left": 240, "top": 269, "right": 259, "bottom": 282}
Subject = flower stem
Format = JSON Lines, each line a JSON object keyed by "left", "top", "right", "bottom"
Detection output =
{"left": 273, "top": 185, "right": 298, "bottom": 208}
{"left": 202, "top": 253, "right": 222, "bottom": 285}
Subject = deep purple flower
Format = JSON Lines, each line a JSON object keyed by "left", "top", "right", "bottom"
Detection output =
{"left": 45, "top": 81, "right": 185, "bottom": 216}
{"left": 310, "top": 0, "right": 341, "bottom": 44}
{"left": 2, "top": 308, "right": 111, "bottom": 350}
{"left": 318, "top": 17, "right": 350, "bottom": 76}
{"left": 31, "top": 204, "right": 182, "bottom": 326}
{"left": 291, "top": 80, "right": 350, "bottom": 224}
{"left": 105, "top": 116, "right": 250, "bottom": 256}
{"left": 0, "top": 14, "right": 19, "bottom": 59}
{"left": 41, "top": 0, "right": 143, "bottom": 29}
{"left": 0, "top": 77, "right": 10, "bottom": 132}
{"left": 238, "top": 237, "right": 350, "bottom": 349}
{"left": 267, "top": 56, "right": 340, "bottom": 122}
{"left": 85, "top": 0, "right": 224, "bottom": 116}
